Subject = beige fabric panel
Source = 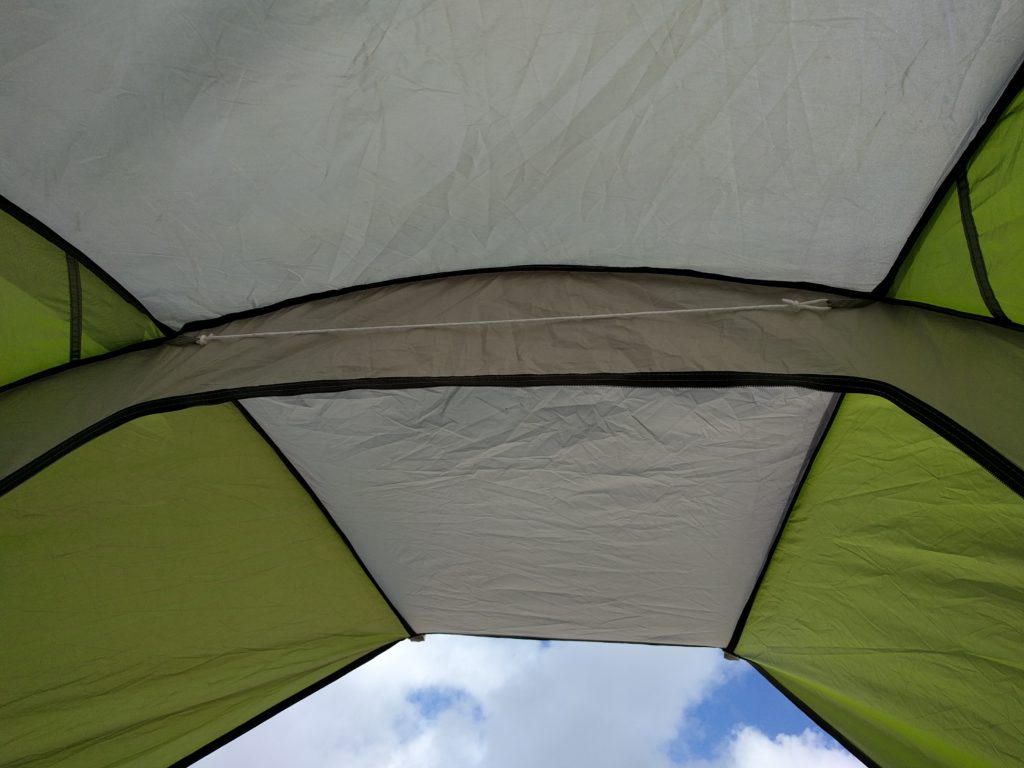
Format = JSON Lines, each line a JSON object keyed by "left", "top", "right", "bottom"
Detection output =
{"left": 2, "top": 1, "right": 1023, "bottom": 325}
{"left": 244, "top": 387, "right": 834, "bottom": 646}
{"left": 1, "top": 271, "right": 1023, "bottom": 491}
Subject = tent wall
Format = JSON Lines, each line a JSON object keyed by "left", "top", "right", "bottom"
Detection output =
{"left": 892, "top": 86, "right": 1024, "bottom": 325}
{"left": 0, "top": 208, "right": 162, "bottom": 387}
{"left": 0, "top": 404, "right": 406, "bottom": 768}
{"left": 734, "top": 394, "right": 1024, "bottom": 768}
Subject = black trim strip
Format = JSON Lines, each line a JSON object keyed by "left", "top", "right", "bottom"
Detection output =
{"left": 875, "top": 58, "right": 1024, "bottom": 299}
{"left": 65, "top": 254, "right": 83, "bottom": 362}
{"left": 444, "top": 631, "right": 708, "bottom": 649}
{"left": 0, "top": 194, "right": 174, "bottom": 336}
{"left": 168, "top": 639, "right": 402, "bottom": 768}
{"left": 3, "top": 372, "right": 1022, "bottom": 500}
{"left": 232, "top": 401, "right": 416, "bottom": 637}
{"left": 2, "top": 260, "right": 1017, "bottom": 402}
{"left": 176, "top": 263, "right": 1023, "bottom": 338}
{"left": 0, "top": 337, "right": 169, "bottom": 398}
{"left": 745, "top": 661, "right": 884, "bottom": 768}
{"left": 177, "top": 264, "right": 875, "bottom": 334}
{"left": 725, "top": 395, "right": 844, "bottom": 654}
{"left": 957, "top": 175, "right": 1009, "bottom": 323}
{"left": 881, "top": 295, "right": 1023, "bottom": 333}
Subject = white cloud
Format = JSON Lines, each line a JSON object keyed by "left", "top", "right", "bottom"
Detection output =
{"left": 697, "top": 727, "right": 865, "bottom": 768}
{"left": 196, "top": 637, "right": 861, "bottom": 768}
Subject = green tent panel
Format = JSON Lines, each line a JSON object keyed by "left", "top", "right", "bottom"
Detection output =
{"left": 0, "top": 403, "right": 407, "bottom": 768}
{"left": 1, "top": 209, "right": 76, "bottom": 386}
{"left": 0, "top": 208, "right": 163, "bottom": 388}
{"left": 892, "top": 88, "right": 1024, "bottom": 325}
{"left": 887, "top": 187, "right": 988, "bottom": 317}
{"left": 735, "top": 394, "right": 1024, "bottom": 768}
{"left": 970, "top": 89, "right": 1024, "bottom": 324}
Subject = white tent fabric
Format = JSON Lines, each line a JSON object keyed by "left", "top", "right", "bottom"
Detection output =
{"left": 246, "top": 386, "right": 834, "bottom": 645}
{"left": 2, "top": 0, "right": 1023, "bottom": 326}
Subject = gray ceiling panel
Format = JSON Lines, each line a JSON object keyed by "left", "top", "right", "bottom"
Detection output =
{"left": 246, "top": 386, "right": 833, "bottom": 646}
{"left": 2, "top": 1, "right": 1022, "bottom": 325}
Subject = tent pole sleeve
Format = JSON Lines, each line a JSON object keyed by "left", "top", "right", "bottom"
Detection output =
{"left": 1, "top": 272, "right": 1022, "bottom": 497}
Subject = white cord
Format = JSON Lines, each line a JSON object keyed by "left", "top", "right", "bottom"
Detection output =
{"left": 193, "top": 298, "right": 830, "bottom": 345}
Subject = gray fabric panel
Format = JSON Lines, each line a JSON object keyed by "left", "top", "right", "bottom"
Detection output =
{"left": 244, "top": 386, "right": 832, "bottom": 645}
{"left": 2, "top": 1, "right": 1023, "bottom": 325}
{"left": 2, "top": 272, "right": 1023, "bottom": 492}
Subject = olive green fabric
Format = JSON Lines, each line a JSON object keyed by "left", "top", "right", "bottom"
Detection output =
{"left": 737, "top": 395, "right": 1024, "bottom": 768}
{"left": 0, "top": 404, "right": 406, "bottom": 768}
{"left": 892, "top": 88, "right": 1024, "bottom": 322}
{"left": 78, "top": 261, "right": 163, "bottom": 358}
{"left": 888, "top": 186, "right": 987, "bottom": 316}
{"left": 970, "top": 89, "right": 1024, "bottom": 323}
{"left": 1, "top": 210, "right": 73, "bottom": 384}
{"left": 0, "top": 209, "right": 162, "bottom": 387}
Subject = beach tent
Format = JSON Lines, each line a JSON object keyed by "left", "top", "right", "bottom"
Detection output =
{"left": 2, "top": 3, "right": 1023, "bottom": 766}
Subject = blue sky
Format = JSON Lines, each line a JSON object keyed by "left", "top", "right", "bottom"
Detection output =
{"left": 196, "top": 636, "right": 863, "bottom": 768}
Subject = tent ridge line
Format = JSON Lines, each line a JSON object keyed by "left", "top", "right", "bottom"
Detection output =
{"left": 191, "top": 298, "right": 832, "bottom": 345}
{"left": 176, "top": 265, "right": 872, "bottom": 334}
{"left": 231, "top": 401, "right": 416, "bottom": 638}
{"left": 0, "top": 193, "right": 174, "bottom": 337}
{"left": 874, "top": 55, "right": 1024, "bottom": 298}
{"left": 723, "top": 393, "right": 845, "bottom": 656}
{"left": 2, "top": 270, "right": 1019, "bottom": 402}
{"left": 172, "top": 265, "right": 1022, "bottom": 338}
{"left": 3, "top": 372, "right": 1021, "bottom": 502}
{"left": 956, "top": 175, "right": 1010, "bottom": 322}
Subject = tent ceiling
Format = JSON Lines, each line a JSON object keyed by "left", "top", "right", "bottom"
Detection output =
{"left": 245, "top": 386, "right": 834, "bottom": 646}
{"left": 2, "top": 1, "right": 1022, "bottom": 326}
{"left": 3, "top": 4, "right": 1024, "bottom": 767}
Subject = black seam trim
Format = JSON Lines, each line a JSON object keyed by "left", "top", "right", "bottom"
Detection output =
{"left": 0, "top": 193, "right": 174, "bottom": 336}
{"left": 0, "top": 272, "right": 1015, "bottom": 403}
{"left": 178, "top": 265, "right": 876, "bottom": 333}
{"left": 65, "top": 254, "right": 83, "bottom": 362}
{"left": 957, "top": 175, "right": 1010, "bottom": 322}
{"left": 174, "top": 264, "right": 1023, "bottom": 336}
{"left": 232, "top": 401, "right": 416, "bottom": 637}
{"left": 440, "top": 631, "right": 705, "bottom": 649}
{"left": 882, "top": 295, "right": 1024, "bottom": 333}
{"left": 724, "top": 394, "right": 844, "bottom": 654}
{"left": 0, "top": 270, "right": 1018, "bottom": 402}
{"left": 3, "top": 373, "right": 1022, "bottom": 501}
{"left": 167, "top": 639, "right": 402, "bottom": 768}
{"left": 0, "top": 337, "right": 169, "bottom": 397}
{"left": 875, "top": 58, "right": 1024, "bottom": 299}
{"left": 743, "top": 661, "right": 884, "bottom": 768}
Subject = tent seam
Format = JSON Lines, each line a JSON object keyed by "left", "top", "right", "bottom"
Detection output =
{"left": 956, "top": 175, "right": 1009, "bottom": 322}
{"left": 874, "top": 56, "right": 1024, "bottom": 299}
{"left": 741, "top": 661, "right": 885, "bottom": 768}
{"left": 0, "top": 193, "right": 174, "bottom": 337}
{"left": 231, "top": 401, "right": 417, "bottom": 638}
{"left": 3, "top": 373, "right": 1021, "bottom": 501}
{"left": 723, "top": 393, "right": 844, "bottom": 655}
{"left": 65, "top": 253, "right": 82, "bottom": 362}
{"left": 166, "top": 640, "right": 402, "bottom": 768}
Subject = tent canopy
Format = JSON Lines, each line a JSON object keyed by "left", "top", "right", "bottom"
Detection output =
{"left": 2, "top": 3, "right": 1023, "bottom": 767}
